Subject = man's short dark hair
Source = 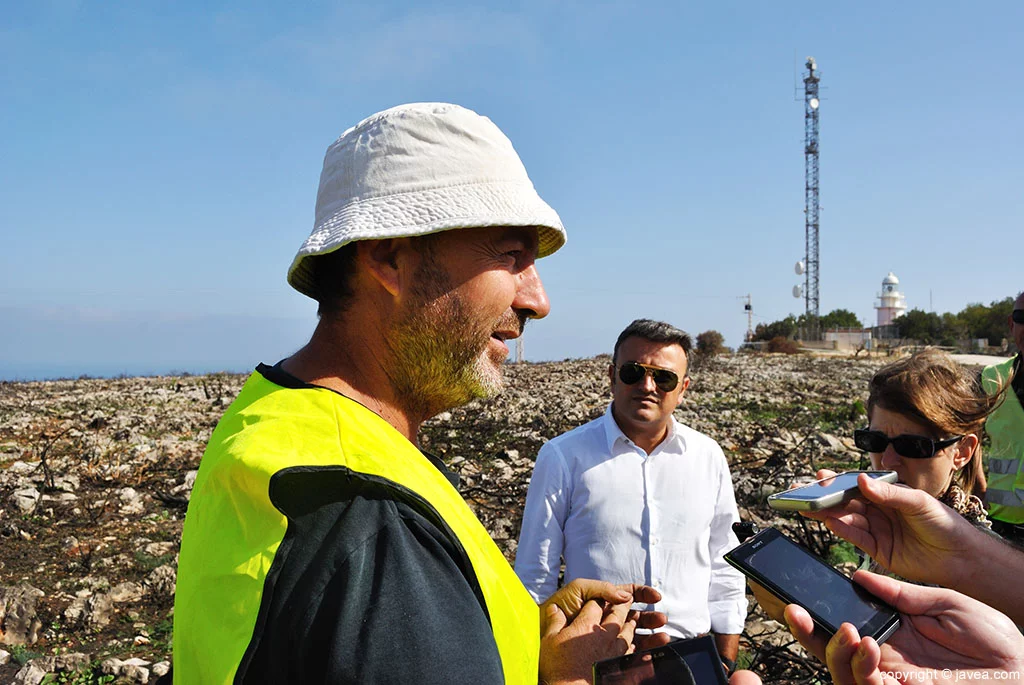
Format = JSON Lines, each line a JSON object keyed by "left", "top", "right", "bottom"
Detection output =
{"left": 309, "top": 243, "right": 359, "bottom": 318}
{"left": 310, "top": 234, "right": 447, "bottom": 319}
{"left": 612, "top": 319, "right": 693, "bottom": 368}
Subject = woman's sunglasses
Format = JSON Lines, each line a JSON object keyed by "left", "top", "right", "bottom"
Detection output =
{"left": 853, "top": 428, "right": 963, "bottom": 459}
{"left": 1012, "top": 309, "right": 1024, "bottom": 324}
{"left": 617, "top": 362, "right": 681, "bottom": 392}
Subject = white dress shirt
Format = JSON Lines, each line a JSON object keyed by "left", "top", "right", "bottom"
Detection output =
{"left": 515, "top": 404, "right": 748, "bottom": 637}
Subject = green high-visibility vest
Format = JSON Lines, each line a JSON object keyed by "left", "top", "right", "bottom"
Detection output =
{"left": 983, "top": 357, "right": 1024, "bottom": 523}
{"left": 173, "top": 370, "right": 539, "bottom": 683}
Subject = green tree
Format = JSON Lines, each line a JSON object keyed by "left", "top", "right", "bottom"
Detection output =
{"left": 893, "top": 309, "right": 944, "bottom": 343}
{"left": 753, "top": 315, "right": 797, "bottom": 342}
{"left": 819, "top": 308, "right": 862, "bottom": 330}
{"left": 982, "top": 297, "right": 1014, "bottom": 345}
{"left": 696, "top": 330, "right": 727, "bottom": 357}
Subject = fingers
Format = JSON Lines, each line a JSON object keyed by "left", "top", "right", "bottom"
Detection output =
{"left": 748, "top": 580, "right": 787, "bottom": 623}
{"left": 800, "top": 497, "right": 867, "bottom": 523}
{"left": 856, "top": 474, "right": 922, "bottom": 511}
{"left": 543, "top": 578, "right": 633, "bottom": 624}
{"left": 617, "top": 615, "right": 637, "bottom": 655}
{"left": 634, "top": 632, "right": 672, "bottom": 651}
{"left": 601, "top": 594, "right": 632, "bottom": 629}
{"left": 633, "top": 610, "right": 667, "bottom": 631}
{"left": 617, "top": 583, "right": 662, "bottom": 605}
{"left": 849, "top": 637, "right": 890, "bottom": 685}
{"left": 824, "top": 516, "right": 877, "bottom": 557}
{"left": 783, "top": 603, "right": 828, "bottom": 662}
{"left": 541, "top": 603, "right": 566, "bottom": 638}
{"left": 583, "top": 579, "right": 635, "bottom": 605}
{"left": 850, "top": 570, "right": 941, "bottom": 616}
{"left": 816, "top": 469, "right": 839, "bottom": 480}
{"left": 825, "top": 623, "right": 862, "bottom": 685}
{"left": 730, "top": 670, "right": 763, "bottom": 685}
{"left": 599, "top": 598, "right": 636, "bottom": 658}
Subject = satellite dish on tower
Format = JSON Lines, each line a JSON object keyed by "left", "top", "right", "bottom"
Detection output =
{"left": 809, "top": 97, "right": 820, "bottom": 110}
{"left": 794, "top": 260, "right": 805, "bottom": 275}
{"left": 792, "top": 285, "right": 803, "bottom": 298}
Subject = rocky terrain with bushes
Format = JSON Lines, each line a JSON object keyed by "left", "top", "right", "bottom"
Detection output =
{"left": 0, "top": 352, "right": 959, "bottom": 683}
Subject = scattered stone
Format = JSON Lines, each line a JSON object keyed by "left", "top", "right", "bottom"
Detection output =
{"left": 0, "top": 584, "right": 45, "bottom": 645}
{"left": 10, "top": 488, "right": 40, "bottom": 516}
{"left": 145, "top": 565, "right": 176, "bottom": 597}
{"left": 11, "top": 661, "right": 47, "bottom": 685}
{"left": 118, "top": 488, "right": 146, "bottom": 515}
{"left": 108, "top": 581, "right": 146, "bottom": 603}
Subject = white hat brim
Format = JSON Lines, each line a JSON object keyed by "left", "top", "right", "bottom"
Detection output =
{"left": 287, "top": 179, "right": 566, "bottom": 300}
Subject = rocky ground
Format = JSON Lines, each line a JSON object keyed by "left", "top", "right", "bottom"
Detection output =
{"left": 0, "top": 352, "right": 960, "bottom": 683}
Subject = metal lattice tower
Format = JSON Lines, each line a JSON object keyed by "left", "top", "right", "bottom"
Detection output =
{"left": 803, "top": 57, "right": 821, "bottom": 338}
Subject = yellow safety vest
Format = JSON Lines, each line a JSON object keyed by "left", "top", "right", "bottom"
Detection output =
{"left": 173, "top": 369, "right": 539, "bottom": 683}
{"left": 983, "top": 357, "right": 1024, "bottom": 523}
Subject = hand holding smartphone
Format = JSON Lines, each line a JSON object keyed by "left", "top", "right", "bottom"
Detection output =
{"left": 724, "top": 527, "right": 899, "bottom": 644}
{"left": 767, "top": 470, "right": 897, "bottom": 511}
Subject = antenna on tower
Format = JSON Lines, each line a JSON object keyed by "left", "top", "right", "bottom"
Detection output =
{"left": 741, "top": 294, "right": 754, "bottom": 342}
{"left": 802, "top": 56, "right": 822, "bottom": 340}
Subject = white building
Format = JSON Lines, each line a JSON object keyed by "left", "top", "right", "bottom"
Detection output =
{"left": 875, "top": 272, "right": 907, "bottom": 327}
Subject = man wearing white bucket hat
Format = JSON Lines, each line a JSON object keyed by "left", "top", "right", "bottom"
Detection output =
{"left": 172, "top": 103, "right": 672, "bottom": 685}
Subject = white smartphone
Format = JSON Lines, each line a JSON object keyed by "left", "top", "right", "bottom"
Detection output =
{"left": 767, "top": 470, "right": 897, "bottom": 511}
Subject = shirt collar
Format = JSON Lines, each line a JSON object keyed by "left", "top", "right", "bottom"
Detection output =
{"left": 601, "top": 403, "right": 687, "bottom": 455}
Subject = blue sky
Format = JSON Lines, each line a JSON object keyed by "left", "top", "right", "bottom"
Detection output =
{"left": 2, "top": 1, "right": 1022, "bottom": 380}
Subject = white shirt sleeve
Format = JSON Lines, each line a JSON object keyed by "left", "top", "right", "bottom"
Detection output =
{"left": 514, "top": 441, "right": 570, "bottom": 603}
{"left": 706, "top": 447, "right": 749, "bottom": 634}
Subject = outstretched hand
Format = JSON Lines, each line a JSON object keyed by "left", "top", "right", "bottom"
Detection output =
{"left": 538, "top": 580, "right": 670, "bottom": 685}
{"left": 540, "top": 579, "right": 670, "bottom": 650}
{"left": 802, "top": 472, "right": 973, "bottom": 589}
{"left": 781, "top": 571, "right": 1024, "bottom": 684}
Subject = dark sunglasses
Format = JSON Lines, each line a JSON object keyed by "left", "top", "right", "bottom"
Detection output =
{"left": 617, "top": 362, "right": 681, "bottom": 392}
{"left": 1013, "top": 309, "right": 1024, "bottom": 324}
{"left": 853, "top": 428, "right": 963, "bottom": 459}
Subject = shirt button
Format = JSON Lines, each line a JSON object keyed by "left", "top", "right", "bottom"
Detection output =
{"left": 651, "top": 537, "right": 660, "bottom": 544}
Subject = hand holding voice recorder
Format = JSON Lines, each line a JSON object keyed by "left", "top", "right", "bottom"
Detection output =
{"left": 724, "top": 527, "right": 900, "bottom": 644}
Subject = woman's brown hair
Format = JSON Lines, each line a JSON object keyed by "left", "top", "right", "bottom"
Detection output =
{"left": 867, "top": 348, "right": 1008, "bottom": 494}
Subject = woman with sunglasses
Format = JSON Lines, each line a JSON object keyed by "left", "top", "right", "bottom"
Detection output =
{"left": 842, "top": 349, "right": 1008, "bottom": 579}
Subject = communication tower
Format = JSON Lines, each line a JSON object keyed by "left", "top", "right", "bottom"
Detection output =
{"left": 742, "top": 294, "right": 754, "bottom": 342}
{"left": 802, "top": 57, "right": 821, "bottom": 339}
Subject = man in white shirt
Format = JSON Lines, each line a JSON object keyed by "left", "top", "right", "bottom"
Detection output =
{"left": 515, "top": 319, "right": 747, "bottom": 669}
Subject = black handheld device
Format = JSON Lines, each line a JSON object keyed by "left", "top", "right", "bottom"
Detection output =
{"left": 724, "top": 527, "right": 900, "bottom": 644}
{"left": 592, "top": 635, "right": 727, "bottom": 685}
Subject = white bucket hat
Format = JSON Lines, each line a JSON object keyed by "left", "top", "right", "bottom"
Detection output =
{"left": 287, "top": 102, "right": 567, "bottom": 300}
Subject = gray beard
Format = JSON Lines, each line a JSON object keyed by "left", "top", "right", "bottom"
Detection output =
{"left": 386, "top": 262, "right": 505, "bottom": 420}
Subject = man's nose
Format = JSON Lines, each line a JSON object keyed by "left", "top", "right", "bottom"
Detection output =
{"left": 513, "top": 264, "right": 551, "bottom": 319}
{"left": 638, "top": 371, "right": 658, "bottom": 392}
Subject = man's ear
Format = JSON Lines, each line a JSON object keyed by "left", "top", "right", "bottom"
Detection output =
{"left": 608, "top": 363, "right": 616, "bottom": 388}
{"left": 358, "top": 239, "right": 404, "bottom": 297}
{"left": 675, "top": 377, "right": 691, "bottom": 407}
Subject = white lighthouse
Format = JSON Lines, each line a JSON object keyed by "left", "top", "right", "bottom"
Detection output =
{"left": 875, "top": 272, "right": 907, "bottom": 327}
